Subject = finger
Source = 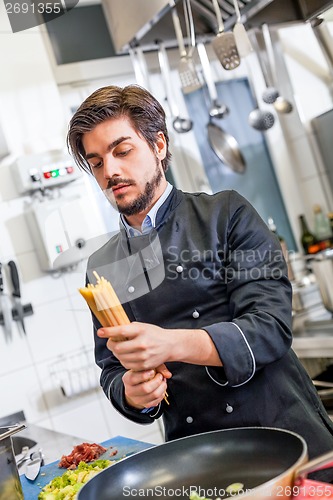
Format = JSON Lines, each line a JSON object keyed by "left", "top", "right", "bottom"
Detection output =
{"left": 155, "top": 363, "right": 172, "bottom": 379}
{"left": 142, "top": 372, "right": 167, "bottom": 398}
{"left": 97, "top": 325, "right": 133, "bottom": 341}
{"left": 123, "top": 369, "right": 156, "bottom": 387}
{"left": 125, "top": 376, "right": 168, "bottom": 408}
{"left": 106, "top": 341, "right": 147, "bottom": 368}
{"left": 142, "top": 395, "right": 166, "bottom": 408}
{"left": 124, "top": 371, "right": 165, "bottom": 398}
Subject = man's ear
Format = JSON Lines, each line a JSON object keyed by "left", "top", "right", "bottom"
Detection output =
{"left": 155, "top": 131, "right": 167, "bottom": 160}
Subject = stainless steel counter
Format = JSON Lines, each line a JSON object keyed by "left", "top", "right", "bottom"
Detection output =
{"left": 19, "top": 424, "right": 85, "bottom": 465}
{"left": 293, "top": 327, "right": 333, "bottom": 358}
{"left": 292, "top": 301, "right": 333, "bottom": 358}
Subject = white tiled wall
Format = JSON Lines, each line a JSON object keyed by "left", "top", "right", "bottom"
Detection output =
{"left": 277, "top": 23, "right": 333, "bottom": 228}
{"left": 0, "top": 0, "right": 164, "bottom": 444}
{"left": 0, "top": 162, "right": 164, "bottom": 444}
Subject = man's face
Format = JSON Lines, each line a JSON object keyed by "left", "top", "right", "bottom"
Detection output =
{"left": 82, "top": 116, "right": 167, "bottom": 221}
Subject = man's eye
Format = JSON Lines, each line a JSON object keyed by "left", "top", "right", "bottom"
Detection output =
{"left": 116, "top": 149, "right": 131, "bottom": 157}
{"left": 89, "top": 160, "right": 103, "bottom": 169}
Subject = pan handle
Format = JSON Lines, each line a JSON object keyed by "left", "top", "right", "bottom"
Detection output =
{"left": 0, "top": 423, "right": 26, "bottom": 441}
{"left": 295, "top": 450, "right": 333, "bottom": 483}
{"left": 312, "top": 379, "right": 333, "bottom": 388}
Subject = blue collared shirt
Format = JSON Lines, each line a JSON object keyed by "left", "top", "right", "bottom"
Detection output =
{"left": 119, "top": 182, "right": 173, "bottom": 414}
{"left": 120, "top": 182, "right": 173, "bottom": 237}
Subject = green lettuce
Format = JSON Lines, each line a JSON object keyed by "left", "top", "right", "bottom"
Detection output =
{"left": 38, "top": 460, "right": 112, "bottom": 500}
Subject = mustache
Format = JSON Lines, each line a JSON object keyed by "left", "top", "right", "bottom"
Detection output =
{"left": 106, "top": 178, "right": 134, "bottom": 190}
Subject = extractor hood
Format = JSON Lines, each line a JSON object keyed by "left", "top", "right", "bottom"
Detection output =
{"left": 101, "top": 0, "right": 333, "bottom": 53}
{"left": 102, "top": 0, "right": 171, "bottom": 54}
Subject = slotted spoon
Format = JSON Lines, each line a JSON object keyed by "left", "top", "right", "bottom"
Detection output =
{"left": 211, "top": 0, "right": 240, "bottom": 70}
{"left": 170, "top": 0, "right": 201, "bottom": 94}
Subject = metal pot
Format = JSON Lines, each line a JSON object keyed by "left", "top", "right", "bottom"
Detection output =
{"left": 0, "top": 424, "right": 26, "bottom": 500}
{"left": 77, "top": 427, "right": 333, "bottom": 500}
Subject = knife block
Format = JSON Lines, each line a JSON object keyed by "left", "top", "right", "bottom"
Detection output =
{"left": 0, "top": 303, "right": 34, "bottom": 325}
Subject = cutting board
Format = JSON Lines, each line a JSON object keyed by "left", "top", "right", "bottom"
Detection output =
{"left": 20, "top": 435, "right": 154, "bottom": 500}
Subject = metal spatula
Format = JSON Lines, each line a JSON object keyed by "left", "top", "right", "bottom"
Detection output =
{"left": 170, "top": 1, "right": 201, "bottom": 94}
{"left": 211, "top": 0, "right": 240, "bottom": 70}
{"left": 232, "top": 0, "right": 253, "bottom": 57}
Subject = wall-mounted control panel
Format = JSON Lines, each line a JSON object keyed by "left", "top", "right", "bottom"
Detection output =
{"left": 26, "top": 193, "right": 109, "bottom": 271}
{"left": 11, "top": 150, "right": 82, "bottom": 194}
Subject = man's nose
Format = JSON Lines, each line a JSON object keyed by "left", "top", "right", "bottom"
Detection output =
{"left": 103, "top": 155, "right": 121, "bottom": 178}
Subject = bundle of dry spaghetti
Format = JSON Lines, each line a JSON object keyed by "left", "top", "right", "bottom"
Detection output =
{"left": 78, "top": 271, "right": 130, "bottom": 332}
{"left": 78, "top": 271, "right": 169, "bottom": 404}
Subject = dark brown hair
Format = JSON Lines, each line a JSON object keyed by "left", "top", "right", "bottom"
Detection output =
{"left": 67, "top": 84, "right": 171, "bottom": 173}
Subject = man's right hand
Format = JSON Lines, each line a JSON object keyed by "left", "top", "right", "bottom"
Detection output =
{"left": 123, "top": 364, "right": 171, "bottom": 410}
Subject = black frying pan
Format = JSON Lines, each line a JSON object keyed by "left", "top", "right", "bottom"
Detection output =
{"left": 77, "top": 427, "right": 308, "bottom": 500}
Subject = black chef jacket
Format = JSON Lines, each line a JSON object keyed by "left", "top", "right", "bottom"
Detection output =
{"left": 87, "top": 188, "right": 333, "bottom": 467}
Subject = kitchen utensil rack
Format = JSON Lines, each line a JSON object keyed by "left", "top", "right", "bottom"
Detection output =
{"left": 49, "top": 346, "right": 100, "bottom": 398}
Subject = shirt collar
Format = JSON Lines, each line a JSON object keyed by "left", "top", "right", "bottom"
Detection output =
{"left": 120, "top": 182, "right": 173, "bottom": 238}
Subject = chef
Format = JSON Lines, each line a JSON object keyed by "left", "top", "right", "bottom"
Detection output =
{"left": 67, "top": 84, "right": 333, "bottom": 480}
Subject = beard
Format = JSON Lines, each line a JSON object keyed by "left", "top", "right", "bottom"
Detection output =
{"left": 103, "top": 158, "right": 163, "bottom": 216}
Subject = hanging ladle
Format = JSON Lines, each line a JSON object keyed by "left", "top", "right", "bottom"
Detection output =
{"left": 197, "top": 42, "right": 229, "bottom": 119}
{"left": 245, "top": 55, "right": 275, "bottom": 131}
{"left": 197, "top": 42, "right": 246, "bottom": 174}
{"left": 262, "top": 24, "right": 293, "bottom": 114}
{"left": 249, "top": 30, "right": 280, "bottom": 105}
{"left": 157, "top": 43, "right": 193, "bottom": 133}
